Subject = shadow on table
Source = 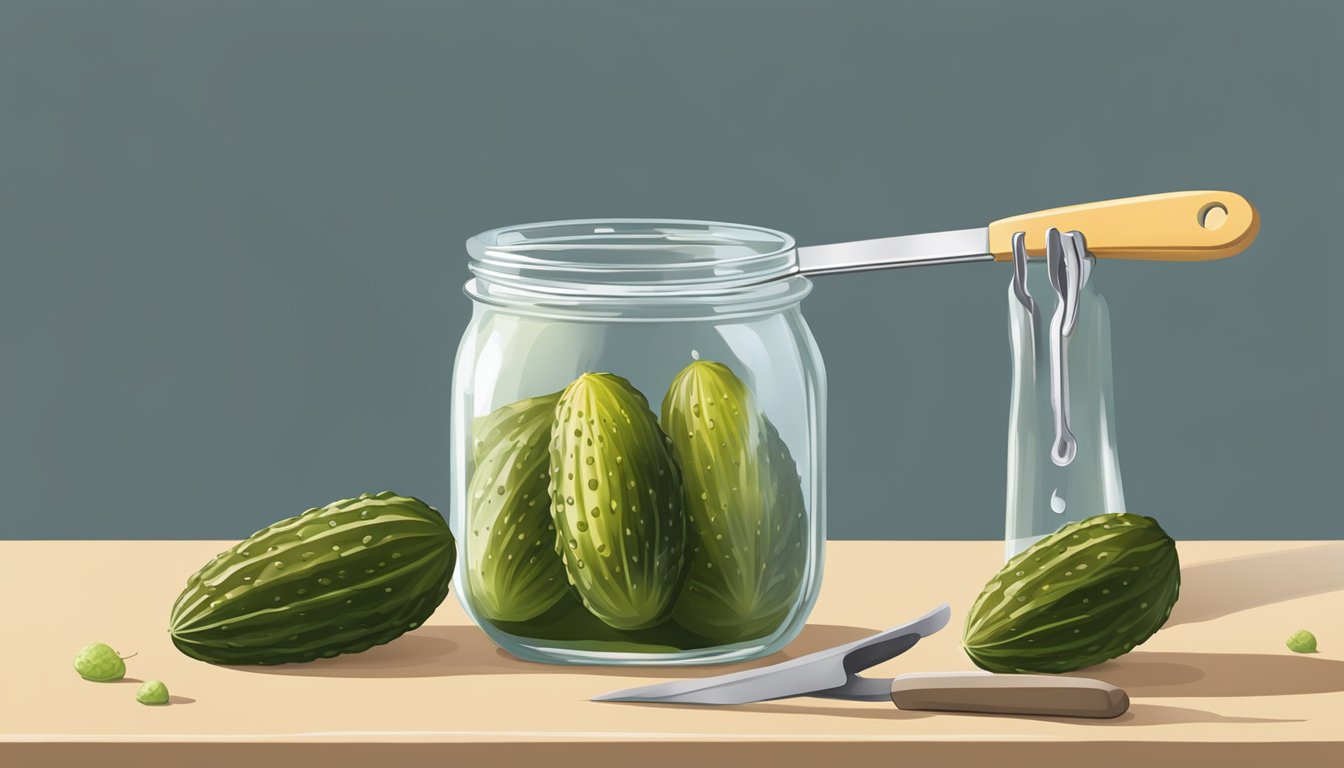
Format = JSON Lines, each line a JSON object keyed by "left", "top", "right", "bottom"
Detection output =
{"left": 610, "top": 699, "right": 1299, "bottom": 725}
{"left": 621, "top": 699, "right": 937, "bottom": 720}
{"left": 1168, "top": 542, "right": 1344, "bottom": 626}
{"left": 110, "top": 676, "right": 196, "bottom": 704}
{"left": 1081, "top": 702, "right": 1301, "bottom": 725}
{"left": 232, "top": 622, "right": 879, "bottom": 680}
{"left": 936, "top": 703, "right": 1301, "bottom": 726}
{"left": 1063, "top": 651, "right": 1344, "bottom": 697}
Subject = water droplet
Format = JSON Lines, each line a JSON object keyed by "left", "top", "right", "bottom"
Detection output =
{"left": 384, "top": 587, "right": 393, "bottom": 593}
{"left": 700, "top": 491, "right": 709, "bottom": 500}
{"left": 573, "top": 428, "right": 582, "bottom": 437}
{"left": 585, "top": 456, "right": 595, "bottom": 465}
{"left": 576, "top": 519, "right": 589, "bottom": 532}
{"left": 691, "top": 349, "right": 700, "bottom": 360}
{"left": 590, "top": 507, "right": 600, "bottom": 518}
{"left": 361, "top": 535, "right": 373, "bottom": 545}
{"left": 318, "top": 577, "right": 331, "bottom": 586}
{"left": 692, "top": 403, "right": 702, "bottom": 417}
{"left": 1050, "top": 490, "right": 1066, "bottom": 514}
{"left": 568, "top": 539, "right": 578, "bottom": 549}
{"left": 576, "top": 559, "right": 586, "bottom": 569}
{"left": 328, "top": 520, "right": 337, "bottom": 527}
{"left": 587, "top": 478, "right": 599, "bottom": 491}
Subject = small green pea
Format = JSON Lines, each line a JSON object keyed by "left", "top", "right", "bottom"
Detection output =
{"left": 73, "top": 643, "right": 128, "bottom": 682}
{"left": 136, "top": 680, "right": 170, "bottom": 705}
{"left": 1286, "top": 629, "right": 1318, "bottom": 654}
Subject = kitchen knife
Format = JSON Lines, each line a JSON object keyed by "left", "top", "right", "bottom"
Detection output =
{"left": 592, "top": 604, "right": 951, "bottom": 706}
{"left": 796, "top": 190, "right": 1259, "bottom": 275}
{"left": 593, "top": 603, "right": 1128, "bottom": 719}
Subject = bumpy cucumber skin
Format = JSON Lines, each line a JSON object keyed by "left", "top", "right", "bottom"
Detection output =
{"left": 169, "top": 492, "right": 456, "bottom": 665}
{"left": 73, "top": 643, "right": 127, "bottom": 681}
{"left": 466, "top": 392, "right": 571, "bottom": 622}
{"left": 136, "top": 680, "right": 170, "bottom": 705}
{"left": 549, "top": 373, "right": 687, "bottom": 631}
{"left": 661, "top": 360, "right": 807, "bottom": 643}
{"left": 963, "top": 512, "right": 1180, "bottom": 674}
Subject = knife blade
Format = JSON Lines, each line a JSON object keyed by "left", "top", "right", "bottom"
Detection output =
{"left": 797, "top": 227, "right": 991, "bottom": 275}
{"left": 592, "top": 604, "right": 950, "bottom": 705}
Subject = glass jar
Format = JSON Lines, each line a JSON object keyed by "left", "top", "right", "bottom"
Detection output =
{"left": 1004, "top": 249, "right": 1126, "bottom": 560}
{"left": 451, "top": 219, "right": 826, "bottom": 665}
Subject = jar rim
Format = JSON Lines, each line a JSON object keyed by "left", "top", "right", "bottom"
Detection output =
{"left": 466, "top": 218, "right": 800, "bottom": 297}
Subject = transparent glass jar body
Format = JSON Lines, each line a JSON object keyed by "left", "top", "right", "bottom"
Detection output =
{"left": 450, "top": 220, "right": 826, "bottom": 665}
{"left": 1004, "top": 259, "right": 1125, "bottom": 560}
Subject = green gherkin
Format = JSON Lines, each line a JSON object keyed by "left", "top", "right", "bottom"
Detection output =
{"left": 549, "top": 373, "right": 687, "bottom": 630}
{"left": 661, "top": 360, "right": 807, "bottom": 643}
{"left": 169, "top": 492, "right": 456, "bottom": 665}
{"left": 466, "top": 392, "right": 571, "bottom": 622}
{"left": 963, "top": 512, "right": 1181, "bottom": 673}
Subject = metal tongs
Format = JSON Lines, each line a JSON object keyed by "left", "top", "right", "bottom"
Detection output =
{"left": 594, "top": 605, "right": 1128, "bottom": 718}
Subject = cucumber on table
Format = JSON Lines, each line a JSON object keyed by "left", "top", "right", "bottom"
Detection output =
{"left": 169, "top": 492, "right": 456, "bottom": 665}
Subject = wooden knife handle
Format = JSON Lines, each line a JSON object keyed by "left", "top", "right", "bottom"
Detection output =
{"left": 987, "top": 190, "right": 1259, "bottom": 262}
{"left": 889, "top": 672, "right": 1129, "bottom": 719}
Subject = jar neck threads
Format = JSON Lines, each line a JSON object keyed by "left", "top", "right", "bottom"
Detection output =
{"left": 465, "top": 219, "right": 811, "bottom": 320}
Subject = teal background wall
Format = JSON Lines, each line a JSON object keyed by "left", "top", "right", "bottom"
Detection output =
{"left": 2, "top": 0, "right": 1340, "bottom": 540}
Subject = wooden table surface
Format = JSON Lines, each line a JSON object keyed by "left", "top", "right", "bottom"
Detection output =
{"left": 2, "top": 540, "right": 1341, "bottom": 767}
